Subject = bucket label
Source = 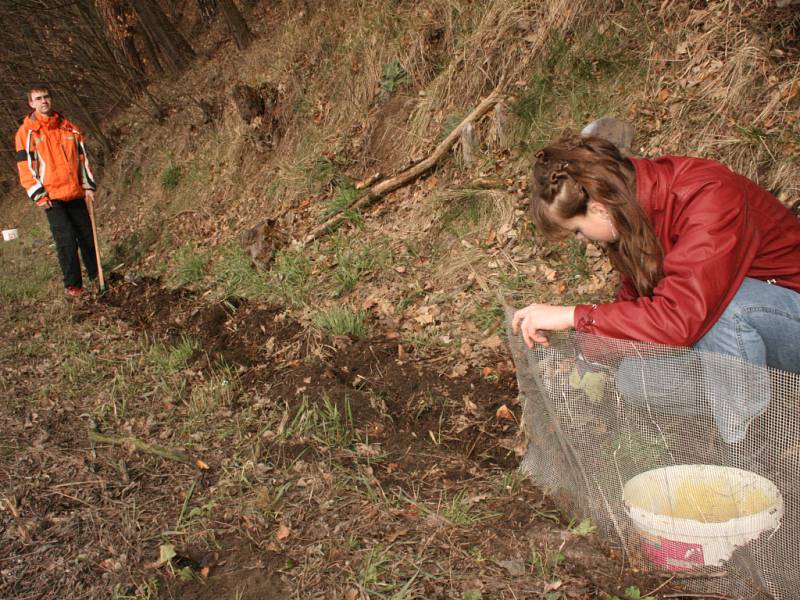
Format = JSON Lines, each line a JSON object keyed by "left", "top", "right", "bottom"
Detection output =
{"left": 639, "top": 533, "right": 705, "bottom": 571}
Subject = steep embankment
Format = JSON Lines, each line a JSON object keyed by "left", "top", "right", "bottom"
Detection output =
{"left": 0, "top": 1, "right": 797, "bottom": 598}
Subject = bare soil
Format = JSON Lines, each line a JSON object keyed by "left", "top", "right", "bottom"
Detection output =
{"left": 0, "top": 278, "right": 678, "bottom": 599}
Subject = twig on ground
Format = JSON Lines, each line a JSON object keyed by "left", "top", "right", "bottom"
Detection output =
{"left": 89, "top": 428, "right": 194, "bottom": 464}
{"left": 175, "top": 476, "right": 201, "bottom": 530}
{"left": 302, "top": 87, "right": 503, "bottom": 245}
{"left": 663, "top": 594, "right": 733, "bottom": 599}
{"left": 644, "top": 575, "right": 675, "bottom": 598}
{"left": 87, "top": 420, "right": 207, "bottom": 469}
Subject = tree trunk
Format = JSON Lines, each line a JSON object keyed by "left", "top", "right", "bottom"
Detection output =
{"left": 74, "top": 0, "right": 146, "bottom": 90}
{"left": 129, "top": 0, "right": 195, "bottom": 74}
{"left": 106, "top": 0, "right": 148, "bottom": 85}
{"left": 197, "top": 0, "right": 218, "bottom": 26}
{"left": 133, "top": 21, "right": 164, "bottom": 76}
{"left": 218, "top": 0, "right": 253, "bottom": 50}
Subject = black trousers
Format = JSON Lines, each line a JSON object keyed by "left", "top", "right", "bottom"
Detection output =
{"left": 45, "top": 198, "right": 98, "bottom": 288}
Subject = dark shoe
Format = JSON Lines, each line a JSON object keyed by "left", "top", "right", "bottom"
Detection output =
{"left": 65, "top": 286, "right": 83, "bottom": 298}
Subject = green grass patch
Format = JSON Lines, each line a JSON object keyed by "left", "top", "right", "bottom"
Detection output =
{"left": 283, "top": 395, "right": 356, "bottom": 448}
{"left": 355, "top": 544, "right": 395, "bottom": 593}
{"left": 469, "top": 299, "right": 504, "bottom": 332}
{"left": 441, "top": 490, "right": 497, "bottom": 526}
{"left": 187, "top": 364, "right": 238, "bottom": 421}
{"left": 106, "top": 356, "right": 142, "bottom": 420}
{"left": 313, "top": 306, "right": 368, "bottom": 337}
{"left": 0, "top": 250, "right": 55, "bottom": 301}
{"left": 170, "top": 242, "right": 209, "bottom": 287}
{"left": 380, "top": 58, "right": 409, "bottom": 95}
{"left": 327, "top": 233, "right": 387, "bottom": 296}
{"left": 323, "top": 183, "right": 361, "bottom": 225}
{"left": 529, "top": 546, "right": 565, "bottom": 578}
{"left": 558, "top": 237, "right": 590, "bottom": 288}
{"left": 146, "top": 336, "right": 198, "bottom": 374}
{"left": 441, "top": 112, "right": 466, "bottom": 140}
{"left": 439, "top": 192, "right": 484, "bottom": 238}
{"left": 269, "top": 247, "right": 313, "bottom": 306}
{"left": 160, "top": 164, "right": 181, "bottom": 190}
{"left": 304, "top": 154, "right": 351, "bottom": 193}
{"left": 61, "top": 339, "right": 100, "bottom": 386}
{"left": 512, "top": 24, "right": 641, "bottom": 149}
{"left": 105, "top": 226, "right": 160, "bottom": 272}
{"left": 213, "top": 243, "right": 270, "bottom": 299}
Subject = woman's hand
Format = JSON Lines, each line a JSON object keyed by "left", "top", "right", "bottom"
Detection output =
{"left": 512, "top": 304, "right": 576, "bottom": 348}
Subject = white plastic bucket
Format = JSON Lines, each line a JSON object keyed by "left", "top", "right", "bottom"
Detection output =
{"left": 623, "top": 464, "right": 783, "bottom": 571}
{"left": 2, "top": 228, "right": 18, "bottom": 241}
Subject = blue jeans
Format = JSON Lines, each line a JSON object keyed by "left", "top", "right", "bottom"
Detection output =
{"left": 616, "top": 278, "right": 800, "bottom": 443}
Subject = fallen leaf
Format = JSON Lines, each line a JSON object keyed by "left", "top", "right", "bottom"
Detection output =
{"left": 449, "top": 363, "right": 468, "bottom": 378}
{"left": 200, "top": 566, "right": 210, "bottom": 578}
{"left": 463, "top": 395, "right": 479, "bottom": 415}
{"left": 482, "top": 335, "right": 503, "bottom": 350}
{"left": 158, "top": 543, "right": 176, "bottom": 566}
{"left": 385, "top": 527, "right": 409, "bottom": 543}
{"left": 482, "top": 366, "right": 494, "bottom": 378}
{"left": 276, "top": 524, "right": 291, "bottom": 540}
{"left": 495, "top": 405, "right": 515, "bottom": 422}
{"left": 497, "top": 558, "right": 526, "bottom": 576}
{"left": 657, "top": 87, "right": 671, "bottom": 102}
{"left": 543, "top": 580, "right": 563, "bottom": 593}
{"left": 355, "top": 443, "right": 381, "bottom": 457}
{"left": 99, "top": 558, "right": 121, "bottom": 572}
{"left": 344, "top": 589, "right": 359, "bottom": 600}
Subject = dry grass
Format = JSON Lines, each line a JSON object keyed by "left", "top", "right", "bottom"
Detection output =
{"left": 2, "top": 1, "right": 798, "bottom": 598}
{"left": 638, "top": 0, "right": 800, "bottom": 194}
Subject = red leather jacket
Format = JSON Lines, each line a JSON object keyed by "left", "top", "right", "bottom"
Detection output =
{"left": 573, "top": 156, "right": 800, "bottom": 347}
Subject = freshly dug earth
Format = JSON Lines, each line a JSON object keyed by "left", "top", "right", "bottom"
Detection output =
{"left": 0, "top": 279, "right": 675, "bottom": 599}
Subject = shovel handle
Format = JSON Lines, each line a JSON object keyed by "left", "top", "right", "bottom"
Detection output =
{"left": 86, "top": 196, "right": 106, "bottom": 290}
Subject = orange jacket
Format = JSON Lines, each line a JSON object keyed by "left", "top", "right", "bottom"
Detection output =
{"left": 15, "top": 111, "right": 96, "bottom": 204}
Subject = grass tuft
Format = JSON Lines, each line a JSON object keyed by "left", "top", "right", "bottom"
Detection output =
{"left": 269, "top": 247, "right": 313, "bottom": 306}
{"left": 171, "top": 242, "right": 209, "bottom": 287}
{"left": 323, "top": 183, "right": 361, "bottom": 225}
{"left": 327, "top": 234, "right": 386, "bottom": 296}
{"left": 146, "top": 336, "right": 198, "bottom": 374}
{"left": 439, "top": 192, "right": 485, "bottom": 238}
{"left": 283, "top": 395, "right": 356, "bottom": 448}
{"left": 160, "top": 164, "right": 181, "bottom": 190}
{"left": 313, "top": 306, "right": 368, "bottom": 338}
{"left": 213, "top": 244, "right": 270, "bottom": 299}
{"left": 379, "top": 59, "right": 409, "bottom": 95}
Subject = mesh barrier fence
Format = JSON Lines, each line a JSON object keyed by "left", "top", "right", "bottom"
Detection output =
{"left": 506, "top": 310, "right": 800, "bottom": 599}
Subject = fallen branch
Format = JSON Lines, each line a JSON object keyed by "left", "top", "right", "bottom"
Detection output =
{"left": 303, "top": 87, "right": 503, "bottom": 245}
{"left": 88, "top": 425, "right": 208, "bottom": 469}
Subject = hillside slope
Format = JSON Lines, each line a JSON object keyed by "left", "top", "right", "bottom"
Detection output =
{"left": 1, "top": 1, "right": 798, "bottom": 598}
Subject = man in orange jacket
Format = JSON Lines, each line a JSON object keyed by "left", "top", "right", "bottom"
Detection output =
{"left": 15, "top": 85, "right": 98, "bottom": 297}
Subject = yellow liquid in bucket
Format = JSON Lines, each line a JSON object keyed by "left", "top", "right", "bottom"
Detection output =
{"left": 668, "top": 479, "right": 772, "bottom": 523}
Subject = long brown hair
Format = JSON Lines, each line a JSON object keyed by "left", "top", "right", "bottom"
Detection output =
{"left": 529, "top": 131, "right": 663, "bottom": 297}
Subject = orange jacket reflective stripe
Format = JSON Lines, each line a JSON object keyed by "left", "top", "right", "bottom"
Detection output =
{"left": 15, "top": 111, "right": 96, "bottom": 203}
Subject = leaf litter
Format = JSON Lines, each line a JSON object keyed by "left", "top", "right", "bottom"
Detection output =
{"left": 0, "top": 277, "right": 677, "bottom": 599}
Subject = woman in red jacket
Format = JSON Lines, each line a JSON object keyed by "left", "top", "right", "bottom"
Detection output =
{"left": 512, "top": 131, "right": 800, "bottom": 447}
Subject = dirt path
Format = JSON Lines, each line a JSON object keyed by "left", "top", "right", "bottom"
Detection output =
{"left": 0, "top": 279, "right": 674, "bottom": 599}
